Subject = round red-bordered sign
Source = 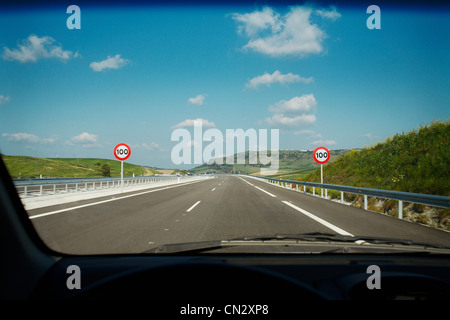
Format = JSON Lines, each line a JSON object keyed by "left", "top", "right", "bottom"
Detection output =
{"left": 114, "top": 143, "right": 131, "bottom": 161}
{"left": 313, "top": 146, "right": 330, "bottom": 164}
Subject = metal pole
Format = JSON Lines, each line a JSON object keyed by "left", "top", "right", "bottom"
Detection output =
{"left": 398, "top": 200, "right": 403, "bottom": 219}
{"left": 321, "top": 164, "right": 323, "bottom": 198}
{"left": 121, "top": 160, "right": 124, "bottom": 193}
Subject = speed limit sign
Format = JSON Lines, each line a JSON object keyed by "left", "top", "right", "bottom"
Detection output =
{"left": 313, "top": 146, "right": 330, "bottom": 164}
{"left": 114, "top": 143, "right": 131, "bottom": 193}
{"left": 313, "top": 146, "right": 329, "bottom": 198}
{"left": 114, "top": 143, "right": 131, "bottom": 161}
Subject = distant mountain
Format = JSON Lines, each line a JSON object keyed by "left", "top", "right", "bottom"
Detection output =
{"left": 189, "top": 149, "right": 350, "bottom": 176}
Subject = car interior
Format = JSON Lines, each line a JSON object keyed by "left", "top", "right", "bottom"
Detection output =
{"left": 1, "top": 0, "right": 450, "bottom": 311}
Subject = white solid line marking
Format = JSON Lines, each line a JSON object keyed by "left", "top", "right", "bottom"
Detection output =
{"left": 238, "top": 177, "right": 254, "bottom": 186}
{"left": 29, "top": 179, "right": 206, "bottom": 220}
{"left": 239, "top": 176, "right": 276, "bottom": 197}
{"left": 211, "top": 188, "right": 216, "bottom": 191}
{"left": 282, "top": 201, "right": 354, "bottom": 236}
{"left": 254, "top": 185, "right": 276, "bottom": 197}
{"left": 186, "top": 200, "right": 201, "bottom": 212}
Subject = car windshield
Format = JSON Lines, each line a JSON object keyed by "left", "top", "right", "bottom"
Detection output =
{"left": 0, "top": 0, "right": 449, "bottom": 255}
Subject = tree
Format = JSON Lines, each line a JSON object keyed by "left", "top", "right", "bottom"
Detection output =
{"left": 101, "top": 164, "right": 110, "bottom": 177}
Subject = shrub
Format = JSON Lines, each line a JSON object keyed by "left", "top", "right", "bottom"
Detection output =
{"left": 101, "top": 164, "right": 110, "bottom": 177}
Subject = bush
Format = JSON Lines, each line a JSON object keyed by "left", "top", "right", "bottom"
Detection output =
{"left": 327, "top": 190, "right": 341, "bottom": 200}
{"left": 101, "top": 164, "right": 110, "bottom": 177}
{"left": 413, "top": 214, "right": 429, "bottom": 225}
{"left": 381, "top": 199, "right": 397, "bottom": 216}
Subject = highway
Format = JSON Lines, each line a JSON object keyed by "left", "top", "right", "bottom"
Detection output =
{"left": 28, "top": 175, "right": 450, "bottom": 254}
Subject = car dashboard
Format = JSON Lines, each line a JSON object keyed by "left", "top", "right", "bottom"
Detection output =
{"left": 28, "top": 253, "right": 450, "bottom": 302}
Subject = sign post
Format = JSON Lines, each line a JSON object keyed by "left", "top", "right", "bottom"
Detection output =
{"left": 114, "top": 143, "right": 131, "bottom": 193}
{"left": 313, "top": 146, "right": 330, "bottom": 198}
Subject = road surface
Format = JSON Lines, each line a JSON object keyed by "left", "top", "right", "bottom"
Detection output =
{"left": 27, "top": 175, "right": 450, "bottom": 254}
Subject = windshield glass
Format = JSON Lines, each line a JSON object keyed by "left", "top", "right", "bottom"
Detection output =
{"left": 1, "top": 1, "right": 449, "bottom": 255}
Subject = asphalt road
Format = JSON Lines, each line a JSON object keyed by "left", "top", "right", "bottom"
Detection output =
{"left": 28, "top": 175, "right": 450, "bottom": 254}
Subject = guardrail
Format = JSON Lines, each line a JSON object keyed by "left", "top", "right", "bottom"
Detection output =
{"left": 244, "top": 175, "right": 450, "bottom": 219}
{"left": 14, "top": 174, "right": 214, "bottom": 197}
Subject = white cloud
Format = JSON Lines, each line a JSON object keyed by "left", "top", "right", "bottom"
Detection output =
{"left": 265, "top": 114, "right": 316, "bottom": 127}
{"left": 89, "top": 54, "right": 129, "bottom": 72}
{"left": 362, "top": 133, "right": 378, "bottom": 140}
{"left": 294, "top": 130, "right": 336, "bottom": 146}
{"left": 232, "top": 6, "right": 338, "bottom": 57}
{"left": 135, "top": 142, "right": 161, "bottom": 151}
{"left": 79, "top": 144, "right": 101, "bottom": 148}
{"left": 0, "top": 95, "right": 10, "bottom": 105}
{"left": 171, "top": 118, "right": 216, "bottom": 129}
{"left": 310, "top": 139, "right": 337, "bottom": 146}
{"left": 71, "top": 132, "right": 98, "bottom": 143}
{"left": 294, "top": 129, "right": 336, "bottom": 146}
{"left": 314, "top": 7, "right": 342, "bottom": 21}
{"left": 2, "top": 132, "right": 58, "bottom": 145}
{"left": 188, "top": 94, "right": 206, "bottom": 106}
{"left": 66, "top": 132, "right": 101, "bottom": 148}
{"left": 41, "top": 137, "right": 57, "bottom": 144}
{"left": 232, "top": 7, "right": 281, "bottom": 37}
{"left": 2, "top": 132, "right": 40, "bottom": 143}
{"left": 265, "top": 94, "right": 317, "bottom": 128}
{"left": 2, "top": 35, "right": 78, "bottom": 63}
{"left": 246, "top": 70, "right": 313, "bottom": 89}
{"left": 268, "top": 94, "right": 317, "bottom": 114}
{"left": 294, "top": 129, "right": 322, "bottom": 139}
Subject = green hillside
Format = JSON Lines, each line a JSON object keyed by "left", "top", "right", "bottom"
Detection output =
{"left": 300, "top": 120, "right": 449, "bottom": 196}
{"left": 0, "top": 156, "right": 162, "bottom": 179}
{"left": 296, "top": 120, "right": 450, "bottom": 230}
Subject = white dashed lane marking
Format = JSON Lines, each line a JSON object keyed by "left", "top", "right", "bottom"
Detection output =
{"left": 186, "top": 200, "right": 201, "bottom": 212}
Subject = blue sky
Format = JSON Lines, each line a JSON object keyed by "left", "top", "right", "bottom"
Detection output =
{"left": 0, "top": 2, "right": 449, "bottom": 169}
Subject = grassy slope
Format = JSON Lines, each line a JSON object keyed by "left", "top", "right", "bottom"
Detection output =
{"left": 1, "top": 156, "right": 163, "bottom": 178}
{"left": 300, "top": 120, "right": 449, "bottom": 196}
{"left": 296, "top": 120, "right": 450, "bottom": 230}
